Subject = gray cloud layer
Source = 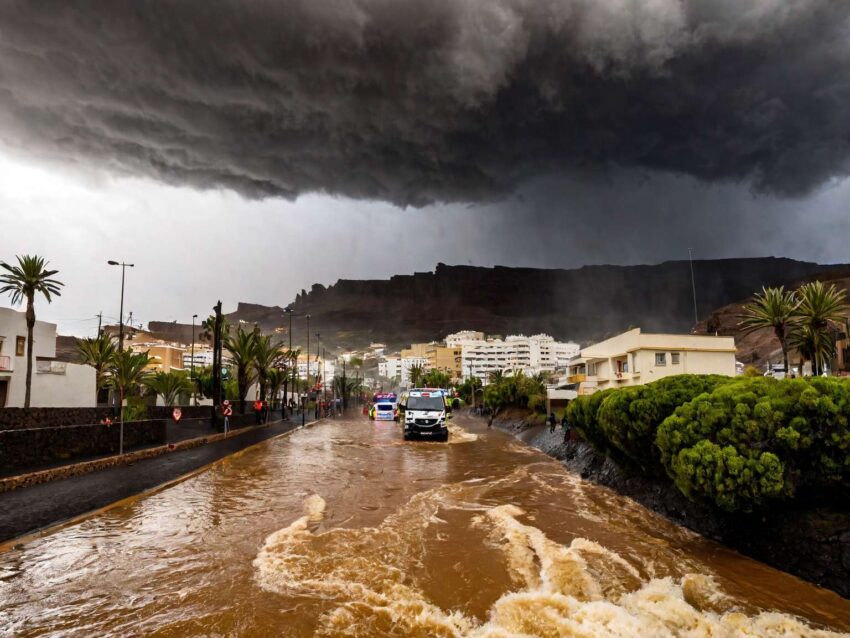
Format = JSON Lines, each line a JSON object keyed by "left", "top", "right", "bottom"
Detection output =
{"left": 1, "top": 1, "right": 849, "bottom": 205}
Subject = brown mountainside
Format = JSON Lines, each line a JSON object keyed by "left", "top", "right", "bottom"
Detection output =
{"left": 147, "top": 259, "right": 850, "bottom": 353}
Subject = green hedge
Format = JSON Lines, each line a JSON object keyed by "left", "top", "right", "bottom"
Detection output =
{"left": 596, "top": 375, "right": 733, "bottom": 475}
{"left": 657, "top": 377, "right": 850, "bottom": 512}
{"left": 566, "top": 375, "right": 850, "bottom": 513}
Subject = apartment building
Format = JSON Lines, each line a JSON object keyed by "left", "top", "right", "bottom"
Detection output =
{"left": 0, "top": 307, "right": 95, "bottom": 407}
{"left": 455, "top": 333, "right": 580, "bottom": 383}
{"left": 425, "top": 344, "right": 462, "bottom": 381}
{"left": 567, "top": 328, "right": 737, "bottom": 395}
{"left": 130, "top": 343, "right": 186, "bottom": 373}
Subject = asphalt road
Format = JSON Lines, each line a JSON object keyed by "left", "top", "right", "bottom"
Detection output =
{"left": 0, "top": 418, "right": 316, "bottom": 543}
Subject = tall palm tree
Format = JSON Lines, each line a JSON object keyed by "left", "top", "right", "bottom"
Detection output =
{"left": 739, "top": 286, "right": 800, "bottom": 373}
{"left": 280, "top": 347, "right": 299, "bottom": 410}
{"left": 253, "top": 334, "right": 284, "bottom": 401}
{"left": 266, "top": 368, "right": 286, "bottom": 412}
{"left": 223, "top": 326, "right": 257, "bottom": 412}
{"left": 108, "top": 349, "right": 151, "bottom": 453}
{"left": 793, "top": 281, "right": 847, "bottom": 375}
{"left": 76, "top": 333, "right": 117, "bottom": 404}
{"left": 145, "top": 370, "right": 194, "bottom": 406}
{"left": 200, "top": 314, "right": 231, "bottom": 343}
{"left": 0, "top": 255, "right": 64, "bottom": 408}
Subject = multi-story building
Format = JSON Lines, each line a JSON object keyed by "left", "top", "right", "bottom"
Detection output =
{"left": 378, "top": 356, "right": 400, "bottom": 380}
{"left": 567, "top": 328, "right": 737, "bottom": 395}
{"left": 445, "top": 331, "right": 484, "bottom": 347}
{"left": 0, "top": 307, "right": 95, "bottom": 407}
{"left": 425, "top": 344, "right": 462, "bottom": 381}
{"left": 456, "top": 333, "right": 580, "bottom": 383}
{"left": 130, "top": 343, "right": 186, "bottom": 373}
{"left": 183, "top": 347, "right": 215, "bottom": 370}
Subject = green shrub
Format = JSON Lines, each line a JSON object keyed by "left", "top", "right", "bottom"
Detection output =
{"left": 596, "top": 375, "right": 734, "bottom": 474}
{"left": 566, "top": 388, "right": 618, "bottom": 455}
{"left": 657, "top": 377, "right": 850, "bottom": 512}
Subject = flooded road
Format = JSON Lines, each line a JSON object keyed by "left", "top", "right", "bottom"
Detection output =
{"left": 1, "top": 413, "right": 849, "bottom": 637}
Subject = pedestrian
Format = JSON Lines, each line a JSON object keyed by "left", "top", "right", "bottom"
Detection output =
{"left": 561, "top": 412, "right": 571, "bottom": 441}
{"left": 548, "top": 411, "right": 557, "bottom": 433}
{"left": 253, "top": 399, "right": 263, "bottom": 425}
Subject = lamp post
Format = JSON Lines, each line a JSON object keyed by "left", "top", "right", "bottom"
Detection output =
{"left": 315, "top": 331, "right": 321, "bottom": 418}
{"left": 190, "top": 313, "right": 198, "bottom": 405}
{"left": 107, "top": 260, "right": 134, "bottom": 352}
{"left": 304, "top": 314, "right": 311, "bottom": 427}
{"left": 284, "top": 307, "right": 295, "bottom": 417}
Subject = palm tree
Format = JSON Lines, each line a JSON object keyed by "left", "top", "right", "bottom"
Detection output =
{"left": 145, "top": 370, "right": 194, "bottom": 406}
{"left": 0, "top": 255, "right": 64, "bottom": 408}
{"left": 199, "top": 314, "right": 231, "bottom": 344}
{"left": 108, "top": 349, "right": 151, "bottom": 453}
{"left": 409, "top": 363, "right": 425, "bottom": 388}
{"left": 253, "top": 334, "right": 284, "bottom": 402}
{"left": 282, "top": 347, "right": 299, "bottom": 410}
{"left": 793, "top": 281, "right": 847, "bottom": 375}
{"left": 76, "top": 333, "right": 117, "bottom": 404}
{"left": 739, "top": 286, "right": 799, "bottom": 373}
{"left": 223, "top": 326, "right": 257, "bottom": 412}
{"left": 266, "top": 368, "right": 286, "bottom": 413}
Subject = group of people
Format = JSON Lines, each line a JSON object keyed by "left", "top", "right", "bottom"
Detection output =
{"left": 548, "top": 411, "right": 572, "bottom": 441}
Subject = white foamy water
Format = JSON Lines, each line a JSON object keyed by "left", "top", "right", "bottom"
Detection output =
{"left": 256, "top": 486, "right": 848, "bottom": 638}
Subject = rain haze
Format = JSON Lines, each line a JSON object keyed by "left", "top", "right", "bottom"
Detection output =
{"left": 1, "top": 0, "right": 850, "bottom": 333}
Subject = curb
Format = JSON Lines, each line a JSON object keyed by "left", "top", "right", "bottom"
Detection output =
{"left": 0, "top": 419, "right": 291, "bottom": 495}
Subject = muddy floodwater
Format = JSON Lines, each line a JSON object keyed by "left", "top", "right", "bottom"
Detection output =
{"left": 1, "top": 413, "right": 849, "bottom": 637}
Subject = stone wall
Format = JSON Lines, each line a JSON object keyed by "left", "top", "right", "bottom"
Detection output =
{"left": 146, "top": 405, "right": 213, "bottom": 421}
{"left": 0, "top": 420, "right": 166, "bottom": 472}
{"left": 0, "top": 407, "right": 116, "bottom": 430}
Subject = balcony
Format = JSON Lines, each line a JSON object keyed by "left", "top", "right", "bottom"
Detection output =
{"left": 0, "top": 355, "right": 12, "bottom": 372}
{"left": 567, "top": 373, "right": 586, "bottom": 384}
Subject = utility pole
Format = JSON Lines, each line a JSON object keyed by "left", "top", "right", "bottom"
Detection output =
{"left": 688, "top": 248, "right": 699, "bottom": 328}
{"left": 212, "top": 301, "right": 223, "bottom": 408}
{"left": 316, "top": 332, "right": 321, "bottom": 419}
{"left": 96, "top": 312, "right": 103, "bottom": 336}
{"left": 342, "top": 358, "right": 347, "bottom": 411}
{"left": 190, "top": 314, "right": 198, "bottom": 405}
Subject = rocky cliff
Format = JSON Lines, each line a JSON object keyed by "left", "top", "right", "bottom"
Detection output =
{"left": 148, "top": 258, "right": 850, "bottom": 351}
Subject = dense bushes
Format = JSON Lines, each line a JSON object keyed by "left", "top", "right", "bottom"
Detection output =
{"left": 596, "top": 375, "right": 733, "bottom": 474}
{"left": 568, "top": 375, "right": 850, "bottom": 513}
{"left": 483, "top": 372, "right": 547, "bottom": 414}
{"left": 658, "top": 377, "right": 850, "bottom": 512}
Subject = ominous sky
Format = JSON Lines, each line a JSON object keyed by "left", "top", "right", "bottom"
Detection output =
{"left": 1, "top": 1, "right": 850, "bottom": 335}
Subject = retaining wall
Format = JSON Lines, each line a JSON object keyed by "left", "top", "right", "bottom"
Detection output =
{"left": 0, "top": 420, "right": 167, "bottom": 472}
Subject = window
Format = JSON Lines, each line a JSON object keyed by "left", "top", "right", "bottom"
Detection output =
{"left": 655, "top": 352, "right": 666, "bottom": 366}
{"left": 671, "top": 352, "right": 680, "bottom": 365}
{"left": 16, "top": 336, "right": 25, "bottom": 357}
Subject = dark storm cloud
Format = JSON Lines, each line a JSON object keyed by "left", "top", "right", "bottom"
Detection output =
{"left": 0, "top": 1, "right": 849, "bottom": 206}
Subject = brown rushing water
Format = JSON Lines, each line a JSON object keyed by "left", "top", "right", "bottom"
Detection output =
{"left": 1, "top": 413, "right": 849, "bottom": 637}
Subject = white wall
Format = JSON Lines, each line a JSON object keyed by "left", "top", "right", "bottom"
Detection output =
{"left": 29, "top": 362, "right": 96, "bottom": 408}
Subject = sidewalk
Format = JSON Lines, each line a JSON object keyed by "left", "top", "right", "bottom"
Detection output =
{"left": 0, "top": 418, "right": 316, "bottom": 544}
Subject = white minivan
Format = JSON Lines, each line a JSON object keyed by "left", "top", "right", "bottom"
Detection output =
{"left": 399, "top": 389, "right": 449, "bottom": 441}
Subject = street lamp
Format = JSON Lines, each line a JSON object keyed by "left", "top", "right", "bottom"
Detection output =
{"left": 191, "top": 313, "right": 198, "bottom": 405}
{"left": 284, "top": 307, "right": 295, "bottom": 417}
{"left": 315, "top": 331, "right": 321, "bottom": 419}
{"left": 303, "top": 314, "right": 311, "bottom": 427}
{"left": 107, "top": 260, "right": 134, "bottom": 352}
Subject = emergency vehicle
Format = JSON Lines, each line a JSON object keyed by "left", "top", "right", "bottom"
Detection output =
{"left": 369, "top": 393, "right": 398, "bottom": 421}
{"left": 398, "top": 388, "right": 450, "bottom": 441}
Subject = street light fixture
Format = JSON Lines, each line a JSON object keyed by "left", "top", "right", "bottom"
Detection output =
{"left": 107, "top": 260, "right": 134, "bottom": 352}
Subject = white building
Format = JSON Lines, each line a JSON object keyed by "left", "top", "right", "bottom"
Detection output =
{"left": 567, "top": 328, "right": 737, "bottom": 395}
{"left": 445, "top": 330, "right": 485, "bottom": 347}
{"left": 183, "top": 348, "right": 215, "bottom": 369}
{"left": 455, "top": 332, "right": 580, "bottom": 383}
{"left": 378, "top": 357, "right": 400, "bottom": 380}
{"left": 400, "top": 356, "right": 429, "bottom": 386}
{"left": 0, "top": 307, "right": 96, "bottom": 407}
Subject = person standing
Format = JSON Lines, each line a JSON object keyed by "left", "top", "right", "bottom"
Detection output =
{"left": 548, "top": 411, "right": 557, "bottom": 433}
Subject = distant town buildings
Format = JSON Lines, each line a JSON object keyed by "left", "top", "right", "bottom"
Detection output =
{"left": 379, "top": 331, "right": 580, "bottom": 387}
{"left": 0, "top": 307, "right": 95, "bottom": 408}
{"left": 566, "top": 328, "right": 737, "bottom": 395}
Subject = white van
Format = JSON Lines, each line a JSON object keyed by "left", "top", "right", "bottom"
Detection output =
{"left": 399, "top": 389, "right": 449, "bottom": 441}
